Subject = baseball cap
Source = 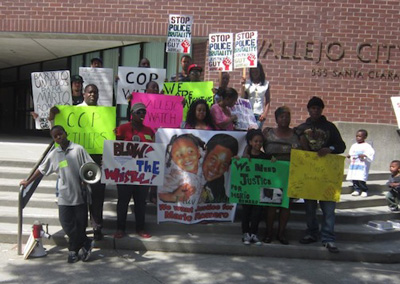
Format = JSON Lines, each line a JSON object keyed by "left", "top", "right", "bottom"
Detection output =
{"left": 188, "top": 64, "right": 203, "bottom": 73}
{"left": 71, "top": 75, "right": 84, "bottom": 83}
{"left": 131, "top": 102, "right": 147, "bottom": 113}
{"left": 90, "top": 57, "right": 103, "bottom": 64}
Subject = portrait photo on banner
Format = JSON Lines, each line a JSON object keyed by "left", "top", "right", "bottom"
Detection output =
{"left": 155, "top": 128, "right": 246, "bottom": 224}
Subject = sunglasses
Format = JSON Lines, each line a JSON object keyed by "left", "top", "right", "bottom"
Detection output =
{"left": 133, "top": 109, "right": 146, "bottom": 115}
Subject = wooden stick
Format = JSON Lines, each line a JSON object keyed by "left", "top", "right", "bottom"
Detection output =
{"left": 175, "top": 55, "right": 180, "bottom": 82}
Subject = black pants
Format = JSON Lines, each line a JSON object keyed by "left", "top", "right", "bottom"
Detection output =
{"left": 89, "top": 181, "right": 105, "bottom": 230}
{"left": 59, "top": 203, "right": 89, "bottom": 253}
{"left": 241, "top": 204, "right": 262, "bottom": 235}
{"left": 353, "top": 180, "right": 368, "bottom": 193}
{"left": 116, "top": 184, "right": 149, "bottom": 232}
{"left": 89, "top": 154, "right": 105, "bottom": 230}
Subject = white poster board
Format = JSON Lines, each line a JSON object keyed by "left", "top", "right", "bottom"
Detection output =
{"left": 116, "top": 67, "right": 166, "bottom": 104}
{"left": 102, "top": 140, "right": 165, "bottom": 185}
{"left": 231, "top": 98, "right": 258, "bottom": 130}
{"left": 208, "top": 33, "right": 234, "bottom": 72}
{"left": 234, "top": 31, "right": 258, "bottom": 69}
{"left": 166, "top": 14, "right": 193, "bottom": 53}
{"left": 31, "top": 70, "right": 72, "bottom": 129}
{"left": 391, "top": 96, "right": 400, "bottom": 128}
{"left": 79, "top": 67, "right": 113, "bottom": 106}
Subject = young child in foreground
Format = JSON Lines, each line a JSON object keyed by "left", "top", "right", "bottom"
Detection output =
{"left": 20, "top": 125, "right": 94, "bottom": 263}
{"left": 386, "top": 160, "right": 400, "bottom": 212}
{"left": 241, "top": 129, "right": 267, "bottom": 245}
{"left": 346, "top": 129, "right": 375, "bottom": 197}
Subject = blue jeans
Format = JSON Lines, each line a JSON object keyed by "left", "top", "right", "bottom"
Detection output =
{"left": 254, "top": 114, "right": 262, "bottom": 129}
{"left": 304, "top": 199, "right": 336, "bottom": 243}
{"left": 353, "top": 180, "right": 368, "bottom": 193}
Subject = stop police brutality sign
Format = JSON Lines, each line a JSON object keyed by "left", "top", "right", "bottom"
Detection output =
{"left": 166, "top": 14, "right": 193, "bottom": 53}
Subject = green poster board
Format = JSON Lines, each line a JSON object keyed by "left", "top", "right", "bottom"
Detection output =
{"left": 163, "top": 81, "right": 214, "bottom": 120}
{"left": 55, "top": 105, "right": 116, "bottom": 154}
{"left": 230, "top": 158, "right": 290, "bottom": 208}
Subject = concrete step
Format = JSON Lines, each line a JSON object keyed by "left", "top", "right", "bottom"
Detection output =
{"left": 2, "top": 221, "right": 400, "bottom": 263}
{"left": 4, "top": 201, "right": 400, "bottom": 243}
{"left": 0, "top": 177, "right": 57, "bottom": 193}
{"left": 341, "top": 180, "right": 388, "bottom": 194}
{"left": 337, "top": 192, "right": 388, "bottom": 209}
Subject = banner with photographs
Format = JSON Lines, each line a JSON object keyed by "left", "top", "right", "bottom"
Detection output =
{"left": 156, "top": 128, "right": 246, "bottom": 224}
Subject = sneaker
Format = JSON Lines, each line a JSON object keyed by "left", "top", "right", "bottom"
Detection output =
{"left": 299, "top": 235, "right": 317, "bottom": 244}
{"left": 67, "top": 251, "right": 79, "bottom": 263}
{"left": 360, "top": 192, "right": 368, "bottom": 197}
{"left": 351, "top": 191, "right": 360, "bottom": 196}
{"left": 263, "top": 236, "right": 272, "bottom": 243}
{"left": 389, "top": 206, "right": 399, "bottom": 212}
{"left": 80, "top": 238, "right": 94, "bottom": 262}
{"left": 137, "top": 231, "right": 152, "bottom": 239}
{"left": 323, "top": 242, "right": 339, "bottom": 253}
{"left": 251, "top": 234, "right": 262, "bottom": 246}
{"left": 242, "top": 233, "right": 251, "bottom": 245}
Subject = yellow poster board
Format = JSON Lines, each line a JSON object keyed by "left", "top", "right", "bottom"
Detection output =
{"left": 55, "top": 105, "right": 116, "bottom": 154}
{"left": 163, "top": 81, "right": 214, "bottom": 120}
{"left": 287, "top": 149, "right": 345, "bottom": 202}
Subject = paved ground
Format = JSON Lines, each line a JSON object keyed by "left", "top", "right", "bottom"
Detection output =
{"left": 0, "top": 243, "right": 399, "bottom": 284}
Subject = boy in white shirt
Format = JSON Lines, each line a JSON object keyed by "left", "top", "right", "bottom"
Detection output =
{"left": 346, "top": 129, "right": 375, "bottom": 197}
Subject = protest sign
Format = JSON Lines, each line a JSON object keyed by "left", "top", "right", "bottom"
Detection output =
{"left": 163, "top": 81, "right": 214, "bottom": 120}
{"left": 391, "top": 97, "right": 400, "bottom": 128}
{"left": 79, "top": 67, "right": 113, "bottom": 106}
{"left": 231, "top": 98, "right": 258, "bottom": 130}
{"left": 31, "top": 70, "right": 72, "bottom": 130}
{"left": 54, "top": 105, "right": 116, "bottom": 154}
{"left": 208, "top": 33, "right": 234, "bottom": 71}
{"left": 234, "top": 31, "right": 258, "bottom": 69}
{"left": 102, "top": 140, "right": 165, "bottom": 185}
{"left": 230, "top": 158, "right": 290, "bottom": 208}
{"left": 287, "top": 149, "right": 345, "bottom": 202}
{"left": 131, "top": 92, "right": 183, "bottom": 129}
{"left": 156, "top": 128, "right": 246, "bottom": 224}
{"left": 166, "top": 14, "right": 193, "bottom": 53}
{"left": 117, "top": 67, "right": 166, "bottom": 104}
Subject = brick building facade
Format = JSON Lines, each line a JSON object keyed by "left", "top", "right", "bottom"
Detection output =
{"left": 1, "top": 0, "right": 399, "bottom": 127}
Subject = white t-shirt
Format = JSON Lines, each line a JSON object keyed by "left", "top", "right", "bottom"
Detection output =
{"left": 346, "top": 142, "right": 375, "bottom": 181}
{"left": 244, "top": 80, "right": 270, "bottom": 115}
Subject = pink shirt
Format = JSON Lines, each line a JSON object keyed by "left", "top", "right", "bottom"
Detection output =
{"left": 210, "top": 104, "right": 234, "bottom": 131}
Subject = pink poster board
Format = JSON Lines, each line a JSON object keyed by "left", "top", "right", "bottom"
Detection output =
{"left": 131, "top": 92, "right": 184, "bottom": 129}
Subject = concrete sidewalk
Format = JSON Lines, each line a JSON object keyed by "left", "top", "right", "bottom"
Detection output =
{"left": 1, "top": 243, "right": 399, "bottom": 284}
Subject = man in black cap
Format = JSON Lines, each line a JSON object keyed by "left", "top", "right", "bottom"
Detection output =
{"left": 90, "top": 58, "right": 103, "bottom": 68}
{"left": 296, "top": 96, "right": 346, "bottom": 253}
{"left": 71, "top": 75, "right": 84, "bottom": 105}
